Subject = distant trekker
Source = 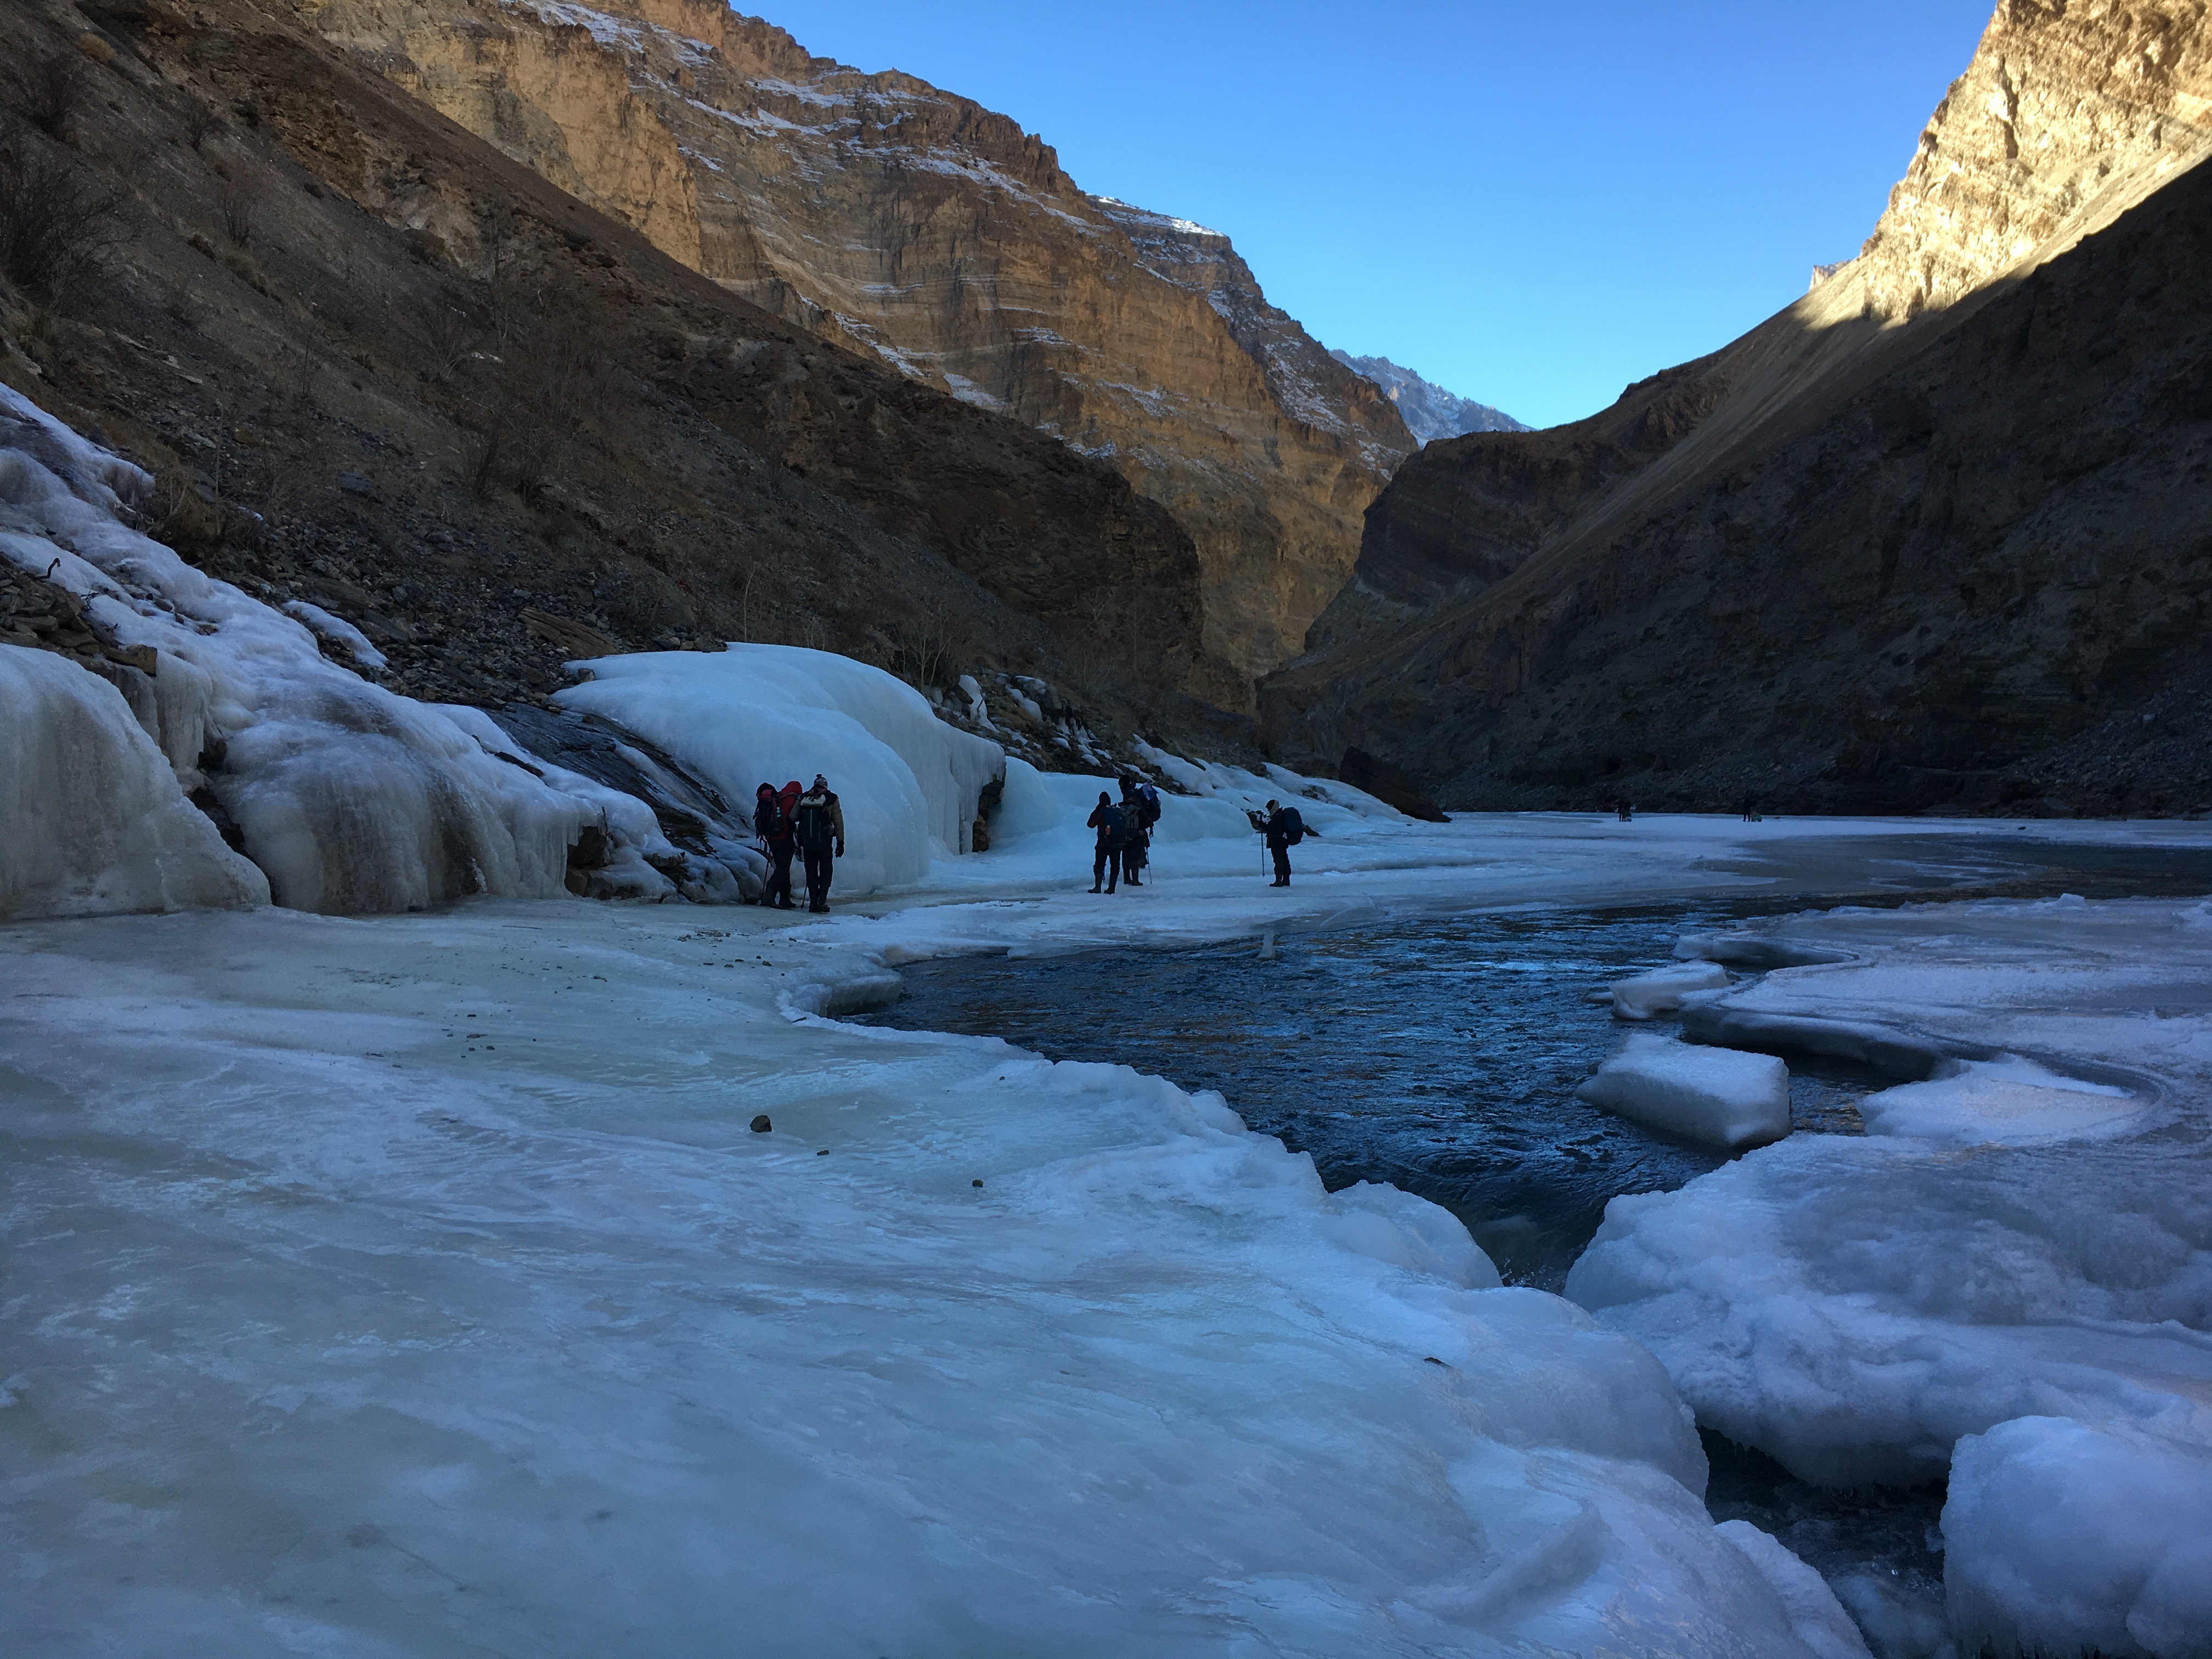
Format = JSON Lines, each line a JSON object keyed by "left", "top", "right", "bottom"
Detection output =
{"left": 1118, "top": 775, "right": 1159, "bottom": 888}
{"left": 1252, "top": 798, "right": 1310, "bottom": 887}
{"left": 794, "top": 773, "right": 845, "bottom": 913}
{"left": 1086, "top": 792, "right": 1125, "bottom": 894}
{"left": 753, "top": 781, "right": 798, "bottom": 910}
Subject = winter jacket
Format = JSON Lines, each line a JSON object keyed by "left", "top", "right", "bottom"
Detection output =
{"left": 1263, "top": 806, "right": 1305, "bottom": 849}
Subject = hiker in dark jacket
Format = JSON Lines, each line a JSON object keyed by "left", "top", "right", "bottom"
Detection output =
{"left": 793, "top": 774, "right": 845, "bottom": 913}
{"left": 1086, "top": 792, "right": 1125, "bottom": 893}
{"left": 753, "top": 782, "right": 798, "bottom": 909}
{"left": 1118, "top": 775, "right": 1154, "bottom": 888}
{"left": 1254, "top": 798, "right": 1310, "bottom": 887}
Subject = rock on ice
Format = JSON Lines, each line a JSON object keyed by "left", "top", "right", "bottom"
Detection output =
{"left": 1577, "top": 1032, "right": 1791, "bottom": 1149}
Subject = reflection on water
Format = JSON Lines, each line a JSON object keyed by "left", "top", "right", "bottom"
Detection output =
{"left": 868, "top": 836, "right": 2212, "bottom": 1290}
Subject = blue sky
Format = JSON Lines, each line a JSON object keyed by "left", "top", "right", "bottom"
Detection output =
{"left": 748, "top": 1, "right": 1994, "bottom": 429}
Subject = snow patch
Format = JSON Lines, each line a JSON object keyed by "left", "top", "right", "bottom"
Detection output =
{"left": 1576, "top": 1032, "right": 1791, "bottom": 1149}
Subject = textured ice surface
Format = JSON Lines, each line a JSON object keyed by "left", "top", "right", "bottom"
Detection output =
{"left": 1577, "top": 1032, "right": 1791, "bottom": 1149}
{"left": 0, "top": 387, "right": 623, "bottom": 916}
{"left": 1943, "top": 1412, "right": 2212, "bottom": 1659}
{"left": 555, "top": 645, "right": 1005, "bottom": 888}
{"left": 0, "top": 645, "right": 266, "bottom": 917}
{"left": 1859, "top": 1054, "right": 2145, "bottom": 1145}
{"left": 1, "top": 902, "right": 1853, "bottom": 1657}
{"left": 1715, "top": 1521, "right": 1873, "bottom": 1659}
{"left": 1611, "top": 960, "right": 1730, "bottom": 1019}
{"left": 1567, "top": 897, "right": 2212, "bottom": 1654}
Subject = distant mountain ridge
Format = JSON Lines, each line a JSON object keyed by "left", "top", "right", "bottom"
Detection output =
{"left": 1328, "top": 352, "right": 1530, "bottom": 443}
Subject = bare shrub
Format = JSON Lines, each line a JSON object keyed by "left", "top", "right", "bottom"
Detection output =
{"left": 216, "top": 176, "right": 256, "bottom": 247}
{"left": 0, "top": 142, "right": 121, "bottom": 296}
{"left": 890, "top": 592, "right": 975, "bottom": 690}
{"left": 182, "top": 97, "right": 221, "bottom": 151}
{"left": 4, "top": 50, "right": 91, "bottom": 142}
{"left": 414, "top": 298, "right": 482, "bottom": 384}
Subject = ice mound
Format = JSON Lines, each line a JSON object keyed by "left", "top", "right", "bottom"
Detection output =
{"left": 1134, "top": 737, "right": 1407, "bottom": 830}
{"left": 555, "top": 645, "right": 1005, "bottom": 893}
{"left": 1577, "top": 1032, "right": 1791, "bottom": 1149}
{"left": 1715, "top": 1520, "right": 1874, "bottom": 1659}
{"left": 1860, "top": 1055, "right": 2145, "bottom": 1146}
{"left": 0, "top": 902, "right": 1857, "bottom": 1656}
{"left": 1568, "top": 897, "right": 2212, "bottom": 1651}
{"left": 0, "top": 645, "right": 267, "bottom": 918}
{"left": 1611, "top": 960, "right": 1730, "bottom": 1019}
{"left": 1944, "top": 1412, "right": 2212, "bottom": 1659}
{"left": 0, "top": 386, "right": 628, "bottom": 916}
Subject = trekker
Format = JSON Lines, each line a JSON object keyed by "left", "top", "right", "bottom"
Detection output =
{"left": 793, "top": 773, "right": 845, "bottom": 912}
{"left": 1252, "top": 798, "right": 1308, "bottom": 887}
{"left": 1118, "top": 776, "right": 1153, "bottom": 888}
{"left": 753, "top": 781, "right": 797, "bottom": 909}
{"left": 1086, "top": 791, "right": 1125, "bottom": 893}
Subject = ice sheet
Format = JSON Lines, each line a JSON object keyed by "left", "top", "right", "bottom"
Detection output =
{"left": 1577, "top": 1032, "right": 1792, "bottom": 1149}
{"left": 0, "top": 901, "right": 1852, "bottom": 1657}
{"left": 0, "top": 387, "right": 621, "bottom": 916}
{"left": 1567, "top": 897, "right": 2212, "bottom": 1652}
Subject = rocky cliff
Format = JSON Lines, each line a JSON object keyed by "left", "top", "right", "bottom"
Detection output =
{"left": 298, "top": 0, "right": 1417, "bottom": 702}
{"left": 1, "top": 0, "right": 1233, "bottom": 770}
{"left": 1265, "top": 0, "right": 2212, "bottom": 816}
{"left": 1328, "top": 351, "right": 1527, "bottom": 443}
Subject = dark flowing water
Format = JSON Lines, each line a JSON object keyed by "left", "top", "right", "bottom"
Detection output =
{"left": 860, "top": 832, "right": 2212, "bottom": 1637}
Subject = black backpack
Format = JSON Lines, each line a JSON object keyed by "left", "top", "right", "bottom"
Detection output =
{"left": 1139, "top": 785, "right": 1161, "bottom": 828}
{"left": 754, "top": 797, "right": 788, "bottom": 841}
{"left": 1278, "top": 806, "right": 1305, "bottom": 845}
{"left": 794, "top": 793, "right": 835, "bottom": 852}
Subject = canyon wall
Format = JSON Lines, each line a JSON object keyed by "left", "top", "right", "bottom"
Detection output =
{"left": 3, "top": 0, "right": 1228, "bottom": 763}
{"left": 300, "top": 0, "right": 1415, "bottom": 702}
{"left": 1264, "top": 0, "right": 2212, "bottom": 816}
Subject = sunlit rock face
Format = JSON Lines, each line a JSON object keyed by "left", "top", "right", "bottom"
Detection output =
{"left": 1261, "top": 0, "right": 2212, "bottom": 817}
{"left": 1843, "top": 0, "right": 2212, "bottom": 321}
{"left": 302, "top": 0, "right": 1415, "bottom": 702}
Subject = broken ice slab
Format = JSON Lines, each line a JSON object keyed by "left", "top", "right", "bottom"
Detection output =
{"left": 1577, "top": 1032, "right": 1792, "bottom": 1150}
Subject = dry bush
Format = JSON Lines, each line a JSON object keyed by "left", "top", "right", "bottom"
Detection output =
{"left": 414, "top": 297, "right": 482, "bottom": 384}
{"left": 455, "top": 297, "right": 612, "bottom": 501}
{"left": 182, "top": 97, "right": 221, "bottom": 151}
{"left": 0, "top": 142, "right": 121, "bottom": 296}
{"left": 4, "top": 50, "right": 92, "bottom": 142}
{"left": 889, "top": 592, "right": 975, "bottom": 690}
{"left": 216, "top": 176, "right": 256, "bottom": 247}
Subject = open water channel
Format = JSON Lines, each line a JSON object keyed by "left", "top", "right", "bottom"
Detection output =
{"left": 859, "top": 830, "right": 2212, "bottom": 1645}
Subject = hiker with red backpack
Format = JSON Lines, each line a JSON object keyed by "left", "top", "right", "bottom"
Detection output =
{"left": 753, "top": 781, "right": 800, "bottom": 909}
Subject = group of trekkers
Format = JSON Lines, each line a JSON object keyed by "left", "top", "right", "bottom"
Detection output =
{"left": 749, "top": 767, "right": 1316, "bottom": 913}
{"left": 751, "top": 775, "right": 844, "bottom": 912}
{"left": 1086, "top": 774, "right": 1164, "bottom": 893}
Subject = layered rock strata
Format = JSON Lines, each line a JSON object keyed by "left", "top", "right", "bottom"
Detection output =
{"left": 3, "top": 0, "right": 1229, "bottom": 769}
{"left": 298, "top": 0, "right": 1417, "bottom": 701}
{"left": 1265, "top": 0, "right": 2212, "bottom": 815}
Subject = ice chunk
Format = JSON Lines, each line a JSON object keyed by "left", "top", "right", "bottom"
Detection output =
{"left": 282, "top": 599, "right": 388, "bottom": 670}
{"left": 557, "top": 645, "right": 1004, "bottom": 887}
{"left": 1, "top": 645, "right": 267, "bottom": 918}
{"left": 1611, "top": 960, "right": 1730, "bottom": 1019}
{"left": 1716, "top": 1520, "right": 1874, "bottom": 1659}
{"left": 1674, "top": 930, "right": 1855, "bottom": 969}
{"left": 1861, "top": 1056, "right": 2144, "bottom": 1146}
{"left": 1944, "top": 1413, "right": 2212, "bottom": 1659}
{"left": 1577, "top": 1032, "right": 1791, "bottom": 1149}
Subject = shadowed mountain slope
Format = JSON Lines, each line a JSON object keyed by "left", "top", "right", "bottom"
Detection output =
{"left": 1263, "top": 0, "right": 2212, "bottom": 816}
